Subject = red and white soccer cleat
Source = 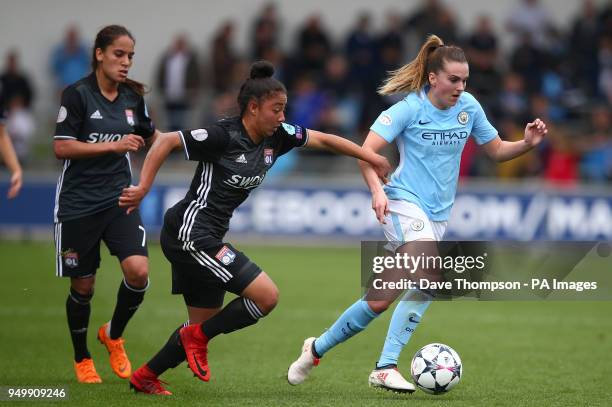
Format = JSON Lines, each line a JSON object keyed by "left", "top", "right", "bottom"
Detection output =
{"left": 287, "top": 337, "right": 320, "bottom": 385}
{"left": 368, "top": 366, "right": 416, "bottom": 393}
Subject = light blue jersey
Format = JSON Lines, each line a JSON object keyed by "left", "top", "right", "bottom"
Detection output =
{"left": 371, "top": 89, "right": 497, "bottom": 221}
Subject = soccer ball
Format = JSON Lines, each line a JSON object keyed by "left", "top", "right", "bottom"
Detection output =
{"left": 410, "top": 343, "right": 462, "bottom": 394}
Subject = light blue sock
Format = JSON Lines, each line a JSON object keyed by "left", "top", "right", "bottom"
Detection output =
{"left": 313, "top": 299, "right": 379, "bottom": 357}
{"left": 376, "top": 289, "right": 432, "bottom": 368}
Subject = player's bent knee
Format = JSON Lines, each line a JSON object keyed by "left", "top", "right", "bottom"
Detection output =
{"left": 255, "top": 286, "right": 279, "bottom": 315}
{"left": 121, "top": 256, "right": 149, "bottom": 287}
{"left": 124, "top": 269, "right": 149, "bottom": 287}
{"left": 72, "top": 285, "right": 95, "bottom": 297}
{"left": 367, "top": 300, "right": 392, "bottom": 314}
{"left": 241, "top": 271, "right": 279, "bottom": 314}
{"left": 70, "top": 277, "right": 95, "bottom": 296}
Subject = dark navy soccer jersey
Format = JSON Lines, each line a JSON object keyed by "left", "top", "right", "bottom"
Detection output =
{"left": 54, "top": 73, "right": 155, "bottom": 222}
{"left": 164, "top": 116, "right": 308, "bottom": 248}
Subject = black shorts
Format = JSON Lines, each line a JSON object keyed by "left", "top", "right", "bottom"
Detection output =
{"left": 54, "top": 206, "right": 148, "bottom": 278}
{"left": 160, "top": 227, "right": 261, "bottom": 308}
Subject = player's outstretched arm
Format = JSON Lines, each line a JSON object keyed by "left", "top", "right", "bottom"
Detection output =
{"left": 0, "top": 124, "right": 22, "bottom": 199}
{"left": 481, "top": 118, "right": 548, "bottom": 162}
{"left": 305, "top": 129, "right": 391, "bottom": 182}
{"left": 119, "top": 131, "right": 182, "bottom": 213}
{"left": 358, "top": 131, "right": 390, "bottom": 224}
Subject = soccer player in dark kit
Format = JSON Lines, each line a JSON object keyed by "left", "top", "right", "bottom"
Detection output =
{"left": 53, "top": 25, "right": 159, "bottom": 383}
{"left": 118, "top": 60, "right": 391, "bottom": 395}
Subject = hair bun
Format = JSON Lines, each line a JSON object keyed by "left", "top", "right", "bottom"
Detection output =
{"left": 250, "top": 60, "right": 275, "bottom": 79}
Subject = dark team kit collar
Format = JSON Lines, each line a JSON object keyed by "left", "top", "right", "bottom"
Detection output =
{"left": 85, "top": 72, "right": 129, "bottom": 103}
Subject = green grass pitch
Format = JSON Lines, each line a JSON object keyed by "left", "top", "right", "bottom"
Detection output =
{"left": 0, "top": 241, "right": 610, "bottom": 406}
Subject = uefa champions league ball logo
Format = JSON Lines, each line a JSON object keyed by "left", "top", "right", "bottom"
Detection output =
{"left": 411, "top": 343, "right": 462, "bottom": 394}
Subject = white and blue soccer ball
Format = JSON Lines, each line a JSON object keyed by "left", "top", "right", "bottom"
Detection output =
{"left": 410, "top": 343, "right": 462, "bottom": 395}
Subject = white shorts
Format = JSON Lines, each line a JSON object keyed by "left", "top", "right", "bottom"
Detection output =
{"left": 382, "top": 200, "right": 447, "bottom": 251}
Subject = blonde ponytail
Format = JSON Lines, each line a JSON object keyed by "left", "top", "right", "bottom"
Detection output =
{"left": 378, "top": 34, "right": 444, "bottom": 95}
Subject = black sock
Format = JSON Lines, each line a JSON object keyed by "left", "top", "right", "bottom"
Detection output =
{"left": 147, "top": 322, "right": 188, "bottom": 376}
{"left": 201, "top": 297, "right": 264, "bottom": 339}
{"left": 109, "top": 278, "right": 148, "bottom": 339}
{"left": 66, "top": 288, "right": 92, "bottom": 362}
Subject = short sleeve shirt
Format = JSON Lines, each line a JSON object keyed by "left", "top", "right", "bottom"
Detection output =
{"left": 371, "top": 90, "right": 497, "bottom": 221}
{"left": 54, "top": 73, "right": 155, "bottom": 222}
{"left": 164, "top": 117, "right": 308, "bottom": 247}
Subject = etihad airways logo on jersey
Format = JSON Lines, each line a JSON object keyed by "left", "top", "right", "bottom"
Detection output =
{"left": 223, "top": 173, "right": 266, "bottom": 190}
{"left": 421, "top": 131, "right": 468, "bottom": 146}
{"left": 87, "top": 133, "right": 126, "bottom": 143}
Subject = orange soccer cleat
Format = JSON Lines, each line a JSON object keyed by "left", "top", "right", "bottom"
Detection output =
{"left": 74, "top": 358, "right": 102, "bottom": 383}
{"left": 97, "top": 323, "right": 131, "bottom": 379}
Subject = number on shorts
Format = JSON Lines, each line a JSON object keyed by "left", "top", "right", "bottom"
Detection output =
{"left": 138, "top": 225, "right": 146, "bottom": 247}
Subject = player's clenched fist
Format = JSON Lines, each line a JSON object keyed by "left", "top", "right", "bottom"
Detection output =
{"left": 114, "top": 134, "right": 145, "bottom": 154}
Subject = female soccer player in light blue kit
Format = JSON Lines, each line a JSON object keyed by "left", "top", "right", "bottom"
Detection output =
{"left": 288, "top": 34, "right": 547, "bottom": 392}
